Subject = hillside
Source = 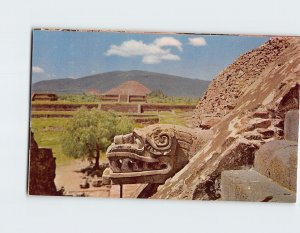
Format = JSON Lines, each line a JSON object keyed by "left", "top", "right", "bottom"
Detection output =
{"left": 152, "top": 37, "right": 300, "bottom": 200}
{"left": 32, "top": 70, "right": 210, "bottom": 97}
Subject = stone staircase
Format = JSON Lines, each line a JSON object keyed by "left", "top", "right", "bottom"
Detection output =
{"left": 221, "top": 110, "right": 298, "bottom": 203}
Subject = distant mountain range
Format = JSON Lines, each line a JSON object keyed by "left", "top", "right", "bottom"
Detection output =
{"left": 32, "top": 70, "right": 210, "bottom": 97}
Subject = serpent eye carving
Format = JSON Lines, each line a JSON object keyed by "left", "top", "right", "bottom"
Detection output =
{"left": 105, "top": 124, "right": 205, "bottom": 184}
{"left": 145, "top": 130, "right": 175, "bottom": 156}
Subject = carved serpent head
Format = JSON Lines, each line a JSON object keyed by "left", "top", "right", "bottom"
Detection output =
{"left": 106, "top": 124, "right": 202, "bottom": 184}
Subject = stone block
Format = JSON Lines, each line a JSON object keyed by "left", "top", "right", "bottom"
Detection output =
{"left": 284, "top": 110, "right": 299, "bottom": 142}
{"left": 221, "top": 170, "right": 296, "bottom": 203}
{"left": 254, "top": 140, "right": 298, "bottom": 191}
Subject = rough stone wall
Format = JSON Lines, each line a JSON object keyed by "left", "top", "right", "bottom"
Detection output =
{"left": 100, "top": 103, "right": 139, "bottom": 113}
{"left": 141, "top": 104, "right": 195, "bottom": 112}
{"left": 100, "top": 104, "right": 195, "bottom": 113}
{"left": 28, "top": 131, "right": 58, "bottom": 195}
{"left": 152, "top": 37, "right": 300, "bottom": 200}
{"left": 32, "top": 103, "right": 195, "bottom": 113}
{"left": 192, "top": 37, "right": 291, "bottom": 129}
{"left": 31, "top": 103, "right": 98, "bottom": 111}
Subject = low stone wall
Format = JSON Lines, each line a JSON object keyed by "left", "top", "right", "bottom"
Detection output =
{"left": 32, "top": 103, "right": 98, "bottom": 111}
{"left": 141, "top": 104, "right": 195, "bottom": 113}
{"left": 99, "top": 103, "right": 140, "bottom": 113}
{"left": 133, "top": 117, "right": 159, "bottom": 125}
{"left": 31, "top": 114, "right": 73, "bottom": 118}
{"left": 32, "top": 103, "right": 196, "bottom": 113}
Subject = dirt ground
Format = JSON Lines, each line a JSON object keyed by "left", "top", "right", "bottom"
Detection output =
{"left": 55, "top": 160, "right": 140, "bottom": 198}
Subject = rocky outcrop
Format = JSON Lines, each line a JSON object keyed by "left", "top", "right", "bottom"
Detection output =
{"left": 152, "top": 37, "right": 299, "bottom": 200}
{"left": 28, "top": 131, "right": 58, "bottom": 195}
{"left": 192, "top": 37, "right": 292, "bottom": 129}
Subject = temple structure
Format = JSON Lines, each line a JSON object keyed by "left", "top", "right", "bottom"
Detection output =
{"left": 101, "top": 81, "right": 151, "bottom": 103}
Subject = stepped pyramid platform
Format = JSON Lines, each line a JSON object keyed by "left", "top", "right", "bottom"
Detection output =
{"left": 221, "top": 110, "right": 298, "bottom": 203}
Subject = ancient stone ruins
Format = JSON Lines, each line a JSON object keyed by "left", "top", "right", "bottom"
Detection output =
{"left": 28, "top": 131, "right": 59, "bottom": 195}
{"left": 104, "top": 125, "right": 212, "bottom": 184}
{"left": 28, "top": 36, "right": 299, "bottom": 202}
{"left": 104, "top": 37, "right": 299, "bottom": 202}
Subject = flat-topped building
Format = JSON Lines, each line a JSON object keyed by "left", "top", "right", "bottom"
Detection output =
{"left": 32, "top": 93, "right": 58, "bottom": 101}
{"left": 101, "top": 81, "right": 151, "bottom": 103}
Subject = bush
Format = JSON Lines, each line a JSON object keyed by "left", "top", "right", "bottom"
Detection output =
{"left": 62, "top": 108, "right": 135, "bottom": 169}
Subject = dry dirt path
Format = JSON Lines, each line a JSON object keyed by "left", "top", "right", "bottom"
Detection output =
{"left": 55, "top": 160, "right": 140, "bottom": 198}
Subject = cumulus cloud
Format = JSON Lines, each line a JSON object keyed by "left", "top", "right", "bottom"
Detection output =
{"left": 105, "top": 37, "right": 182, "bottom": 64}
{"left": 154, "top": 37, "right": 183, "bottom": 51}
{"left": 32, "top": 66, "right": 45, "bottom": 73}
{"left": 188, "top": 37, "right": 207, "bottom": 46}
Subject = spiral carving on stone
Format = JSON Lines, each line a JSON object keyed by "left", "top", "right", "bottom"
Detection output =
{"left": 145, "top": 130, "right": 175, "bottom": 156}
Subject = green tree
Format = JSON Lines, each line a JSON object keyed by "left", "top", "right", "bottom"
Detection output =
{"left": 62, "top": 108, "right": 134, "bottom": 169}
{"left": 116, "top": 115, "right": 135, "bottom": 135}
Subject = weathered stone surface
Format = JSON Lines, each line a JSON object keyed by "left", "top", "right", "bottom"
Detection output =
{"left": 152, "top": 37, "right": 300, "bottom": 200}
{"left": 221, "top": 170, "right": 296, "bottom": 203}
{"left": 106, "top": 124, "right": 212, "bottom": 185}
{"left": 91, "top": 177, "right": 103, "bottom": 187}
{"left": 28, "top": 131, "right": 58, "bottom": 195}
{"left": 197, "top": 116, "right": 222, "bottom": 129}
{"left": 130, "top": 183, "right": 161, "bottom": 198}
{"left": 254, "top": 140, "right": 298, "bottom": 191}
{"left": 284, "top": 110, "right": 299, "bottom": 142}
{"left": 79, "top": 177, "right": 90, "bottom": 189}
{"left": 193, "top": 37, "right": 292, "bottom": 128}
{"left": 102, "top": 168, "right": 112, "bottom": 185}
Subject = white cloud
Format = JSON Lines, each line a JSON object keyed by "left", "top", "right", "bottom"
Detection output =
{"left": 142, "top": 53, "right": 180, "bottom": 64}
{"left": 188, "top": 37, "right": 207, "bottom": 46}
{"left": 32, "top": 66, "right": 45, "bottom": 73}
{"left": 105, "top": 37, "right": 182, "bottom": 64}
{"left": 154, "top": 37, "right": 183, "bottom": 51}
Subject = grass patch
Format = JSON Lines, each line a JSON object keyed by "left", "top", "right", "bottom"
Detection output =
{"left": 158, "top": 111, "right": 189, "bottom": 127}
{"left": 31, "top": 118, "right": 74, "bottom": 165}
{"left": 31, "top": 115, "right": 139, "bottom": 165}
{"left": 146, "top": 95, "right": 199, "bottom": 105}
{"left": 58, "top": 93, "right": 102, "bottom": 103}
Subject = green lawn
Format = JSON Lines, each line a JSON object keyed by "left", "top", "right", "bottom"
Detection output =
{"left": 158, "top": 111, "right": 189, "bottom": 126}
{"left": 31, "top": 118, "right": 73, "bottom": 165}
{"left": 146, "top": 96, "right": 199, "bottom": 105}
{"left": 31, "top": 118, "right": 109, "bottom": 165}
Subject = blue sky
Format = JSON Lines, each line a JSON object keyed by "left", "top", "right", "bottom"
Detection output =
{"left": 31, "top": 30, "right": 269, "bottom": 83}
